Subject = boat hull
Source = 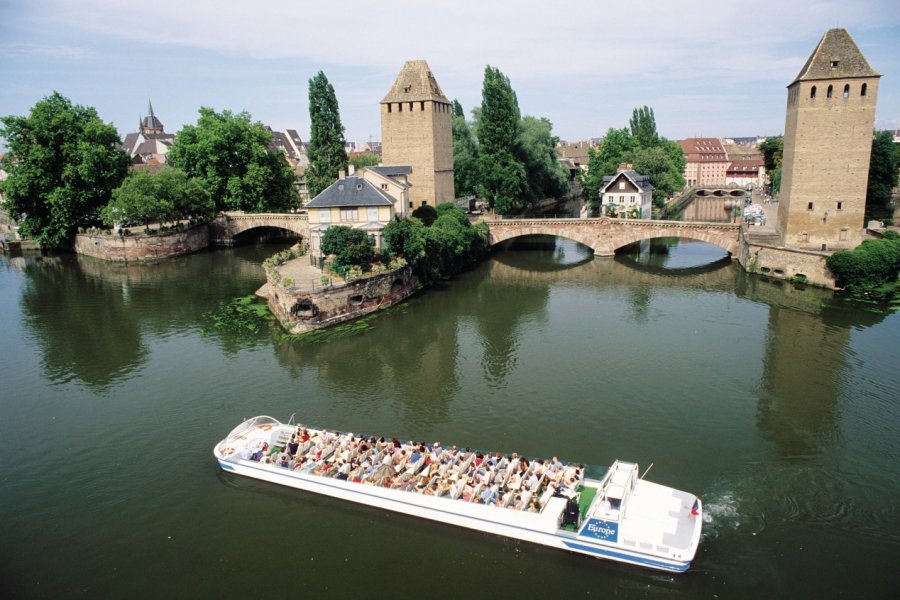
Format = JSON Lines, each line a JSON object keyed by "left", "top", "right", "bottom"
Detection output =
{"left": 216, "top": 456, "right": 695, "bottom": 573}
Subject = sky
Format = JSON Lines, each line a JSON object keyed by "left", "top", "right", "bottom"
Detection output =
{"left": 1, "top": 0, "right": 898, "bottom": 146}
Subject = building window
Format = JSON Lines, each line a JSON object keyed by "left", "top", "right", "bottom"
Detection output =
{"left": 801, "top": 232, "right": 809, "bottom": 242}
{"left": 827, "top": 85, "right": 833, "bottom": 99}
{"left": 807, "top": 202, "right": 813, "bottom": 210}
{"left": 836, "top": 201, "right": 843, "bottom": 210}
{"left": 420, "top": 101, "right": 425, "bottom": 111}
{"left": 831, "top": 60, "right": 840, "bottom": 69}
{"left": 839, "top": 228, "right": 848, "bottom": 241}
{"left": 408, "top": 102, "right": 413, "bottom": 111}
{"left": 340, "top": 208, "right": 358, "bottom": 222}
{"left": 368, "top": 206, "right": 379, "bottom": 222}
{"left": 618, "top": 181, "right": 625, "bottom": 190}
{"left": 387, "top": 104, "right": 392, "bottom": 113}
{"left": 381, "top": 183, "right": 388, "bottom": 191}
{"left": 861, "top": 83, "right": 867, "bottom": 97}
{"left": 810, "top": 86, "right": 817, "bottom": 99}
{"left": 843, "top": 84, "right": 850, "bottom": 99}
{"left": 409, "top": 201, "right": 413, "bottom": 208}
{"left": 422, "top": 201, "right": 428, "bottom": 206}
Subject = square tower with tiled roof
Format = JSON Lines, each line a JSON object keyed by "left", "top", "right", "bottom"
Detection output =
{"left": 777, "top": 28, "right": 881, "bottom": 250}
{"left": 380, "top": 60, "right": 455, "bottom": 208}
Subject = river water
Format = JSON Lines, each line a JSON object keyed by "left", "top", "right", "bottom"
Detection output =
{"left": 1, "top": 236, "right": 898, "bottom": 598}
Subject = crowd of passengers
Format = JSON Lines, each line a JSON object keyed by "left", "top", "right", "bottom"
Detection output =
{"left": 242, "top": 426, "right": 584, "bottom": 512}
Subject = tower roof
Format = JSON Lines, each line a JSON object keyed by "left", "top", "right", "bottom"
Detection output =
{"left": 791, "top": 28, "right": 880, "bottom": 85}
{"left": 141, "top": 100, "right": 164, "bottom": 131}
{"left": 381, "top": 60, "right": 448, "bottom": 104}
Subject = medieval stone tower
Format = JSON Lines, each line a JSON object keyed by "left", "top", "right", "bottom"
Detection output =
{"left": 380, "top": 60, "right": 455, "bottom": 208}
{"left": 777, "top": 28, "right": 880, "bottom": 250}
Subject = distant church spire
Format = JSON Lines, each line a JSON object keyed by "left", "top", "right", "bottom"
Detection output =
{"left": 140, "top": 100, "right": 164, "bottom": 135}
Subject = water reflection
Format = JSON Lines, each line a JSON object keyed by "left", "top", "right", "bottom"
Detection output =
{"left": 16, "top": 243, "right": 289, "bottom": 389}
{"left": 19, "top": 254, "right": 147, "bottom": 389}
{"left": 736, "top": 275, "right": 889, "bottom": 457}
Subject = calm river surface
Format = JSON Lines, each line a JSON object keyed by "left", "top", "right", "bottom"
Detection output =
{"left": 1, "top": 236, "right": 898, "bottom": 598}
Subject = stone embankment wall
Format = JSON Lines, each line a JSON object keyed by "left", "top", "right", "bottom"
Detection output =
{"left": 738, "top": 230, "right": 836, "bottom": 288}
{"left": 266, "top": 265, "right": 419, "bottom": 334}
{"left": 73, "top": 225, "right": 210, "bottom": 261}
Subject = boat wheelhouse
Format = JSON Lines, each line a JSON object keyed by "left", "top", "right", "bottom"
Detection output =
{"left": 214, "top": 416, "right": 702, "bottom": 572}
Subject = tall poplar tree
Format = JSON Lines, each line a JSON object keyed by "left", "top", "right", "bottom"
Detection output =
{"left": 476, "top": 66, "right": 525, "bottom": 214}
{"left": 307, "top": 71, "right": 348, "bottom": 198}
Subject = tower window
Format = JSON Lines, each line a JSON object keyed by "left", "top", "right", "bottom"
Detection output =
{"left": 861, "top": 83, "right": 867, "bottom": 96}
{"left": 398, "top": 103, "right": 402, "bottom": 112}
{"left": 810, "top": 86, "right": 817, "bottom": 99}
{"left": 408, "top": 102, "right": 413, "bottom": 111}
{"left": 387, "top": 103, "right": 392, "bottom": 113}
{"left": 420, "top": 101, "right": 425, "bottom": 111}
{"left": 831, "top": 60, "right": 839, "bottom": 69}
{"left": 843, "top": 84, "right": 849, "bottom": 99}
{"left": 807, "top": 202, "right": 814, "bottom": 210}
{"left": 836, "top": 201, "right": 843, "bottom": 210}
{"left": 827, "top": 85, "right": 833, "bottom": 99}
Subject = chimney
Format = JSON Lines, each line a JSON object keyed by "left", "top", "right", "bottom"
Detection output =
{"left": 617, "top": 163, "right": 633, "bottom": 173}
{"left": 348, "top": 164, "right": 356, "bottom": 176}
{"left": 338, "top": 170, "right": 346, "bottom": 179}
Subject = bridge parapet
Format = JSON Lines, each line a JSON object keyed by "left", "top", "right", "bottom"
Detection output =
{"left": 485, "top": 217, "right": 741, "bottom": 256}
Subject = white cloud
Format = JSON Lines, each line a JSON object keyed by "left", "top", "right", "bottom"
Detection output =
{"left": 0, "top": 43, "right": 95, "bottom": 60}
{"left": 40, "top": 0, "right": 899, "bottom": 79}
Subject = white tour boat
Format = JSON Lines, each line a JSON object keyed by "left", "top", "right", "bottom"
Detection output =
{"left": 213, "top": 416, "right": 703, "bottom": 572}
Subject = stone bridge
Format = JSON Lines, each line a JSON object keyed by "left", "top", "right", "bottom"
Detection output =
{"left": 209, "top": 212, "right": 309, "bottom": 246}
{"left": 486, "top": 217, "right": 741, "bottom": 256}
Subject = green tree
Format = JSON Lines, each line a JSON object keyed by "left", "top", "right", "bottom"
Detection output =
{"left": 759, "top": 136, "right": 783, "bottom": 194}
{"left": 759, "top": 136, "right": 783, "bottom": 173}
{"left": 476, "top": 66, "right": 525, "bottom": 214}
{"left": 0, "top": 91, "right": 130, "bottom": 246}
{"left": 307, "top": 71, "right": 349, "bottom": 198}
{"left": 168, "top": 107, "right": 296, "bottom": 212}
{"left": 580, "top": 112, "right": 685, "bottom": 213}
{"left": 581, "top": 128, "right": 634, "bottom": 212}
{"left": 632, "top": 143, "right": 684, "bottom": 208}
{"left": 320, "top": 225, "right": 375, "bottom": 274}
{"left": 348, "top": 153, "right": 380, "bottom": 170}
{"left": 451, "top": 99, "right": 480, "bottom": 197}
{"left": 383, "top": 205, "right": 489, "bottom": 283}
{"left": 383, "top": 217, "right": 426, "bottom": 259}
{"left": 101, "top": 168, "right": 213, "bottom": 229}
{"left": 629, "top": 105, "right": 659, "bottom": 149}
{"left": 412, "top": 204, "right": 438, "bottom": 226}
{"left": 865, "top": 130, "right": 899, "bottom": 223}
{"left": 515, "top": 116, "right": 570, "bottom": 205}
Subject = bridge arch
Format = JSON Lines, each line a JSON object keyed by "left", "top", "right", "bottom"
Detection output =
{"left": 211, "top": 212, "right": 310, "bottom": 246}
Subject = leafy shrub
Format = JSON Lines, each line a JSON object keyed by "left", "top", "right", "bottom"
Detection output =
{"left": 826, "top": 231, "right": 900, "bottom": 289}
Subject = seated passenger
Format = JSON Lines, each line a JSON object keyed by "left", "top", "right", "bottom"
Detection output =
{"left": 481, "top": 484, "right": 500, "bottom": 506}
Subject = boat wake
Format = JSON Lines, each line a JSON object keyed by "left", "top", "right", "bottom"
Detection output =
{"left": 699, "top": 489, "right": 767, "bottom": 543}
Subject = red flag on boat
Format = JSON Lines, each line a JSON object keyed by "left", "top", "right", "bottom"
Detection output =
{"left": 690, "top": 498, "right": 700, "bottom": 516}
